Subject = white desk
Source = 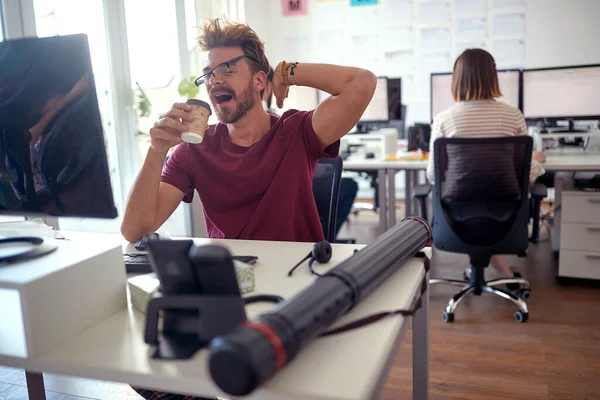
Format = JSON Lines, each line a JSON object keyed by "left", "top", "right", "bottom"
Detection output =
{"left": 345, "top": 150, "right": 600, "bottom": 234}
{"left": 544, "top": 151, "right": 600, "bottom": 171}
{"left": 0, "top": 234, "right": 431, "bottom": 400}
{"left": 343, "top": 158, "right": 428, "bottom": 232}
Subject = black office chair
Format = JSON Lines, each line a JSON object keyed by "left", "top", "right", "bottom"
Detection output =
{"left": 414, "top": 175, "right": 549, "bottom": 244}
{"left": 312, "top": 156, "right": 343, "bottom": 243}
{"left": 428, "top": 136, "right": 532, "bottom": 323}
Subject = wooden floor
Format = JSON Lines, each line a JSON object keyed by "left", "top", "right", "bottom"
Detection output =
{"left": 379, "top": 227, "right": 600, "bottom": 399}
{"left": 2, "top": 208, "right": 600, "bottom": 399}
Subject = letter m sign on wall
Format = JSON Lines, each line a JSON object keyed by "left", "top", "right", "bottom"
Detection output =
{"left": 282, "top": 0, "right": 308, "bottom": 16}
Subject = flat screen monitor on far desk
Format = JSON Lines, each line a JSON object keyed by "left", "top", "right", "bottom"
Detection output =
{"left": 317, "top": 77, "right": 402, "bottom": 126}
{"left": 354, "top": 77, "right": 402, "bottom": 133}
{"left": 0, "top": 34, "right": 117, "bottom": 261}
{"left": 523, "top": 64, "right": 600, "bottom": 131}
{"left": 430, "top": 69, "right": 521, "bottom": 121}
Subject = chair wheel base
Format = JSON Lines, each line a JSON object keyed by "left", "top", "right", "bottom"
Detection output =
{"left": 515, "top": 310, "right": 528, "bottom": 323}
{"left": 443, "top": 311, "right": 455, "bottom": 323}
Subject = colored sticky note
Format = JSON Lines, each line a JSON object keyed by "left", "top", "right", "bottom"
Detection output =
{"left": 351, "top": 0, "right": 378, "bottom": 6}
{"left": 282, "top": 0, "right": 308, "bottom": 16}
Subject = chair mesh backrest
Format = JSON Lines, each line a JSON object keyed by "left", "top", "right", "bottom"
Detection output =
{"left": 312, "top": 157, "right": 342, "bottom": 242}
{"left": 436, "top": 137, "right": 530, "bottom": 203}
{"left": 434, "top": 136, "right": 532, "bottom": 246}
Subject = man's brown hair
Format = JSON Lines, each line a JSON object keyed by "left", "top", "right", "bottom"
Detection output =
{"left": 451, "top": 48, "right": 502, "bottom": 102}
{"left": 198, "top": 18, "right": 270, "bottom": 78}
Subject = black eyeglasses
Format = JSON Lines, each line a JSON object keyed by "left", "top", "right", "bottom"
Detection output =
{"left": 194, "top": 55, "right": 259, "bottom": 87}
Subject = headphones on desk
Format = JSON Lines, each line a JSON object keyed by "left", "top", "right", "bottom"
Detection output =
{"left": 287, "top": 241, "right": 333, "bottom": 277}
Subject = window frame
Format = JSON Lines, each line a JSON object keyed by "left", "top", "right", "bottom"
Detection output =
{"left": 0, "top": 0, "right": 232, "bottom": 234}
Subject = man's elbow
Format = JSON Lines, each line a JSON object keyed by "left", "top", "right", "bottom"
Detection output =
{"left": 120, "top": 220, "right": 149, "bottom": 244}
{"left": 354, "top": 69, "right": 377, "bottom": 99}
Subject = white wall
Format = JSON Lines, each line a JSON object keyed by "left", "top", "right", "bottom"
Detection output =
{"left": 243, "top": 0, "right": 600, "bottom": 200}
{"left": 246, "top": 0, "right": 600, "bottom": 123}
{"left": 525, "top": 0, "right": 600, "bottom": 68}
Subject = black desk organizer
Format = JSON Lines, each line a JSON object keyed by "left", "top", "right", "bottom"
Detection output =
{"left": 142, "top": 240, "right": 248, "bottom": 360}
{"left": 144, "top": 292, "right": 247, "bottom": 360}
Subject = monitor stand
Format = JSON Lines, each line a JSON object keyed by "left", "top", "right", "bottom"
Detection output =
{"left": 540, "top": 119, "right": 587, "bottom": 134}
{"left": 0, "top": 236, "right": 58, "bottom": 263}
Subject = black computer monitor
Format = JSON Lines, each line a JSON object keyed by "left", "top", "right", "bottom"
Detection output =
{"left": 430, "top": 69, "right": 522, "bottom": 121}
{"left": 386, "top": 78, "right": 402, "bottom": 121}
{"left": 360, "top": 77, "right": 390, "bottom": 123}
{"left": 0, "top": 34, "right": 117, "bottom": 260}
{"left": 522, "top": 64, "right": 600, "bottom": 127}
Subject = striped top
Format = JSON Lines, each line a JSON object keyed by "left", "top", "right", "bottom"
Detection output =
{"left": 426, "top": 100, "right": 544, "bottom": 183}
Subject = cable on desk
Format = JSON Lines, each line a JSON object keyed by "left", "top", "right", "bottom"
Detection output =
{"left": 244, "top": 294, "right": 284, "bottom": 304}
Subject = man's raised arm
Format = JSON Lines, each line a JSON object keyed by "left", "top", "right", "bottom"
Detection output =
{"left": 272, "top": 62, "right": 377, "bottom": 148}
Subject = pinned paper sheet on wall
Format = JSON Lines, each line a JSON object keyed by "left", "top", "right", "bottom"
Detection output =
{"left": 315, "top": 2, "right": 346, "bottom": 28}
{"left": 492, "top": 13, "right": 525, "bottom": 36}
{"left": 455, "top": 0, "right": 486, "bottom": 13}
{"left": 421, "top": 52, "right": 452, "bottom": 75}
{"left": 382, "top": 0, "right": 413, "bottom": 24}
{"left": 455, "top": 17, "right": 486, "bottom": 43}
{"left": 351, "top": 34, "right": 381, "bottom": 60}
{"left": 282, "top": 0, "right": 308, "bottom": 16}
{"left": 384, "top": 50, "right": 415, "bottom": 76}
{"left": 419, "top": 1, "right": 451, "bottom": 24}
{"left": 491, "top": 39, "right": 525, "bottom": 67}
{"left": 492, "top": 0, "right": 525, "bottom": 9}
{"left": 315, "top": 30, "right": 350, "bottom": 63}
{"left": 421, "top": 27, "right": 451, "bottom": 50}
{"left": 351, "top": 0, "right": 378, "bottom": 6}
{"left": 347, "top": 5, "right": 380, "bottom": 30}
{"left": 382, "top": 26, "right": 414, "bottom": 52}
{"left": 283, "top": 36, "right": 312, "bottom": 60}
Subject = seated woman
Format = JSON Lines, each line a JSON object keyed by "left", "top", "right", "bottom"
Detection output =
{"left": 427, "top": 48, "right": 546, "bottom": 287}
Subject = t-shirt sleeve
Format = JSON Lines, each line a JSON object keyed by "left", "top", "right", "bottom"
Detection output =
{"left": 301, "top": 110, "right": 340, "bottom": 160}
{"left": 427, "top": 116, "right": 444, "bottom": 183}
{"left": 160, "top": 144, "right": 195, "bottom": 203}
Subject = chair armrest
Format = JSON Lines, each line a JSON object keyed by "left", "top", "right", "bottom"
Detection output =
{"left": 530, "top": 182, "right": 548, "bottom": 199}
{"left": 414, "top": 184, "right": 432, "bottom": 198}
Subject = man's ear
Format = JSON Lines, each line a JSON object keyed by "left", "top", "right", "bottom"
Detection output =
{"left": 254, "top": 70, "right": 267, "bottom": 93}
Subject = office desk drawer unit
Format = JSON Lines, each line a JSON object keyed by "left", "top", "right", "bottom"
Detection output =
{"left": 558, "top": 190, "right": 600, "bottom": 280}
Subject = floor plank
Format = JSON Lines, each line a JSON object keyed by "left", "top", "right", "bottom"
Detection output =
{"left": 0, "top": 384, "right": 12, "bottom": 395}
{"left": 0, "top": 385, "right": 95, "bottom": 400}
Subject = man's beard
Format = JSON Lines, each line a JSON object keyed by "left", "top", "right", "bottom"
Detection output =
{"left": 215, "top": 81, "right": 255, "bottom": 124}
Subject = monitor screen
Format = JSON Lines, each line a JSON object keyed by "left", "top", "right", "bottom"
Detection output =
{"left": 318, "top": 78, "right": 394, "bottom": 123}
{"left": 523, "top": 65, "right": 600, "bottom": 120}
{"left": 360, "top": 77, "right": 389, "bottom": 123}
{"left": 0, "top": 34, "right": 117, "bottom": 218}
{"left": 386, "top": 78, "right": 402, "bottom": 121}
{"left": 430, "top": 70, "right": 521, "bottom": 120}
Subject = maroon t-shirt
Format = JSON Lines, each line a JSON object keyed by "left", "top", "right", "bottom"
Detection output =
{"left": 161, "top": 109, "right": 340, "bottom": 242}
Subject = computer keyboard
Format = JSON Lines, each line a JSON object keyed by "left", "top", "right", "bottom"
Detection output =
{"left": 123, "top": 252, "right": 258, "bottom": 274}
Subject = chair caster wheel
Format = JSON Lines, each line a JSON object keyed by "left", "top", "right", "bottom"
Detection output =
{"left": 443, "top": 312, "right": 454, "bottom": 323}
{"left": 517, "top": 288, "right": 531, "bottom": 300}
{"left": 515, "top": 310, "right": 528, "bottom": 323}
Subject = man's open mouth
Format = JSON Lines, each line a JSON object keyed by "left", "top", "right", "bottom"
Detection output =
{"left": 214, "top": 93, "right": 234, "bottom": 104}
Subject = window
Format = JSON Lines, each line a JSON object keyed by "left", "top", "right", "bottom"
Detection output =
{"left": 0, "top": 2, "right": 4, "bottom": 41}
{"left": 32, "top": 0, "right": 124, "bottom": 232}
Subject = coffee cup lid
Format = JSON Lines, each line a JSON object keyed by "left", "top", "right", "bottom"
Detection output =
{"left": 186, "top": 99, "right": 212, "bottom": 115}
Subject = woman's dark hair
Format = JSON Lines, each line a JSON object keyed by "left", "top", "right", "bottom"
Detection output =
{"left": 452, "top": 48, "right": 502, "bottom": 102}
